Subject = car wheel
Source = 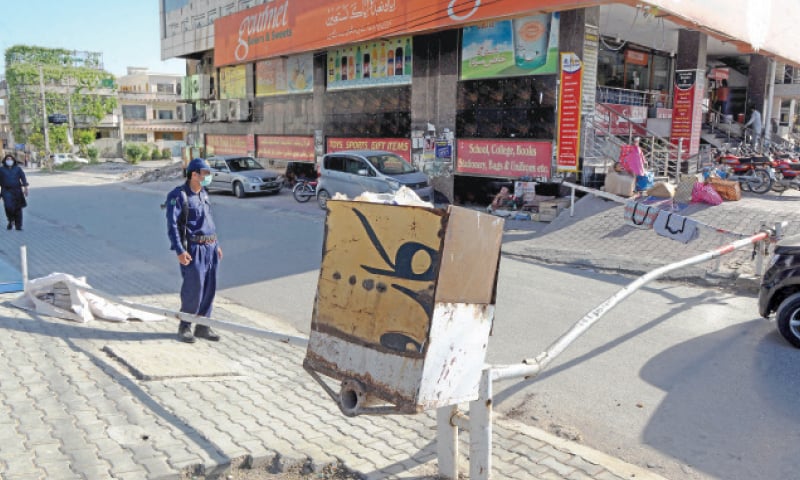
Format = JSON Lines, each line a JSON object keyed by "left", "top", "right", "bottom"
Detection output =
{"left": 317, "top": 189, "right": 331, "bottom": 210}
{"left": 233, "top": 182, "right": 246, "bottom": 198}
{"left": 775, "top": 292, "right": 800, "bottom": 348}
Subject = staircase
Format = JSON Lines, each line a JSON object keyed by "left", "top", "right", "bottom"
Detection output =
{"left": 581, "top": 104, "right": 713, "bottom": 184}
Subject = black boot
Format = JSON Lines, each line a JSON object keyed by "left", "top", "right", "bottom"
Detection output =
{"left": 6, "top": 222, "right": 11, "bottom": 230}
{"left": 178, "top": 321, "right": 196, "bottom": 343}
{"left": 194, "top": 324, "right": 220, "bottom": 341}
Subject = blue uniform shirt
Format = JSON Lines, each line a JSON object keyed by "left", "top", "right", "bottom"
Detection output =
{"left": 165, "top": 183, "right": 217, "bottom": 254}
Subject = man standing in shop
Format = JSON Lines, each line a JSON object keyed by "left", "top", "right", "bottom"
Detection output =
{"left": 744, "top": 106, "right": 763, "bottom": 150}
{"left": 165, "top": 158, "right": 222, "bottom": 343}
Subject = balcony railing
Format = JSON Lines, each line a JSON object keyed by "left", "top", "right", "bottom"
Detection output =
{"left": 596, "top": 86, "right": 672, "bottom": 109}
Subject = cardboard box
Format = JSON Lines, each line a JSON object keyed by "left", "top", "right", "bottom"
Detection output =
{"left": 535, "top": 198, "right": 570, "bottom": 222}
{"left": 305, "top": 201, "right": 504, "bottom": 415}
{"left": 604, "top": 170, "right": 636, "bottom": 197}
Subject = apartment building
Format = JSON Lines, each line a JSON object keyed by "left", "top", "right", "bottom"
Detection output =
{"left": 116, "top": 67, "right": 188, "bottom": 154}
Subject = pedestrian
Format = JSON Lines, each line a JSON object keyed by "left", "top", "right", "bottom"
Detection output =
{"left": 0, "top": 154, "right": 29, "bottom": 231}
{"left": 714, "top": 79, "right": 730, "bottom": 115}
{"left": 165, "top": 158, "right": 222, "bottom": 343}
{"left": 744, "top": 106, "right": 763, "bottom": 148}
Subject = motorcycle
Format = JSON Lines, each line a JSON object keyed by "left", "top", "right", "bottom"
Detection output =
{"left": 769, "top": 152, "right": 800, "bottom": 193}
{"left": 714, "top": 150, "right": 774, "bottom": 194}
{"left": 292, "top": 177, "right": 318, "bottom": 202}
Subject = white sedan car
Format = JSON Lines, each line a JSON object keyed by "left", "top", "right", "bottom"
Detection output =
{"left": 51, "top": 153, "right": 89, "bottom": 165}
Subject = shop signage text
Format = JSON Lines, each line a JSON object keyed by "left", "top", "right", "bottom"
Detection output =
{"left": 256, "top": 135, "right": 315, "bottom": 162}
{"left": 456, "top": 139, "right": 552, "bottom": 178}
{"left": 556, "top": 52, "right": 582, "bottom": 172}
{"left": 327, "top": 137, "right": 411, "bottom": 161}
{"left": 205, "top": 134, "right": 255, "bottom": 156}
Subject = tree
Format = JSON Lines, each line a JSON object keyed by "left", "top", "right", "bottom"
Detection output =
{"left": 74, "top": 129, "right": 96, "bottom": 156}
{"left": 4, "top": 45, "right": 117, "bottom": 150}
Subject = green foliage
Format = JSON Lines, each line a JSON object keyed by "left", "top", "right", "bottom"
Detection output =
{"left": 124, "top": 143, "right": 146, "bottom": 164}
{"left": 47, "top": 125, "right": 69, "bottom": 153}
{"left": 4, "top": 45, "right": 117, "bottom": 145}
{"left": 87, "top": 146, "right": 99, "bottom": 162}
{"left": 143, "top": 145, "right": 154, "bottom": 161}
{"left": 74, "top": 129, "right": 96, "bottom": 156}
{"left": 161, "top": 148, "right": 172, "bottom": 160}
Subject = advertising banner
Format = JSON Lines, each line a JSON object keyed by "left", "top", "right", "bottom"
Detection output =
{"left": 556, "top": 52, "right": 582, "bottom": 172}
{"left": 327, "top": 37, "right": 412, "bottom": 90}
{"left": 214, "top": 0, "right": 588, "bottom": 67}
{"left": 255, "top": 53, "right": 314, "bottom": 97}
{"left": 327, "top": 137, "right": 412, "bottom": 161}
{"left": 205, "top": 134, "right": 255, "bottom": 156}
{"left": 220, "top": 64, "right": 248, "bottom": 99}
{"left": 670, "top": 69, "right": 704, "bottom": 157}
{"left": 460, "top": 13, "right": 559, "bottom": 80}
{"left": 456, "top": 139, "right": 552, "bottom": 178}
{"left": 256, "top": 135, "right": 315, "bottom": 162}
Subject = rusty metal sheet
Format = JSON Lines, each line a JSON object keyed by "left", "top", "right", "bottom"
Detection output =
{"left": 313, "top": 200, "right": 446, "bottom": 355}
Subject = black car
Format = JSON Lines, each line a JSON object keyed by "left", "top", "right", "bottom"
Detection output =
{"left": 759, "top": 234, "right": 800, "bottom": 348}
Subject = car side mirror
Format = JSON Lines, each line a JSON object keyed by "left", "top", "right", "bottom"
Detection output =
{"left": 357, "top": 168, "right": 370, "bottom": 176}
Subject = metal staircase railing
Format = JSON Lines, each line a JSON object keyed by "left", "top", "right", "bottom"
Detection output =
{"left": 582, "top": 104, "right": 713, "bottom": 184}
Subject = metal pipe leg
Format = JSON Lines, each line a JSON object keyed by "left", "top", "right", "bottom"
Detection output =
{"left": 470, "top": 369, "right": 492, "bottom": 480}
{"left": 437, "top": 406, "right": 459, "bottom": 479}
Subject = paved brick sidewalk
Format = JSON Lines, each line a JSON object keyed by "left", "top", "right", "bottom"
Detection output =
{"left": 0, "top": 171, "right": 665, "bottom": 480}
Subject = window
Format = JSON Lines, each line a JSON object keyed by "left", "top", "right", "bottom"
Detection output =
{"left": 125, "top": 133, "right": 147, "bottom": 142}
{"left": 156, "top": 83, "right": 175, "bottom": 94}
{"left": 157, "top": 110, "right": 174, "bottom": 120}
{"left": 122, "top": 105, "right": 147, "bottom": 120}
{"left": 324, "top": 156, "right": 346, "bottom": 172}
{"left": 345, "top": 158, "right": 369, "bottom": 175}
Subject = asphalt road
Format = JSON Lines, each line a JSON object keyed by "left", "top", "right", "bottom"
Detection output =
{"left": 23, "top": 163, "right": 800, "bottom": 480}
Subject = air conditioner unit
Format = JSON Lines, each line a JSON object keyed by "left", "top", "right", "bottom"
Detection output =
{"left": 208, "top": 100, "right": 222, "bottom": 122}
{"left": 227, "top": 99, "right": 251, "bottom": 122}
{"left": 176, "top": 103, "right": 194, "bottom": 122}
{"left": 185, "top": 74, "right": 212, "bottom": 100}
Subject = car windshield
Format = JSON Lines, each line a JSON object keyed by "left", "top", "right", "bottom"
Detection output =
{"left": 226, "top": 157, "right": 263, "bottom": 172}
{"left": 366, "top": 154, "right": 415, "bottom": 175}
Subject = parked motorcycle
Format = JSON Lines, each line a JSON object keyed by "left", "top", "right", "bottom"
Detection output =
{"left": 292, "top": 177, "right": 318, "bottom": 202}
{"left": 715, "top": 150, "right": 774, "bottom": 194}
{"left": 769, "top": 153, "right": 800, "bottom": 193}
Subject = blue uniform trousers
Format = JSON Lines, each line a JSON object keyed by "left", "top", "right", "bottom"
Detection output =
{"left": 180, "top": 243, "right": 219, "bottom": 318}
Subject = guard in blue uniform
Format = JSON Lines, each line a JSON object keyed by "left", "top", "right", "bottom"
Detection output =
{"left": 165, "top": 158, "right": 223, "bottom": 343}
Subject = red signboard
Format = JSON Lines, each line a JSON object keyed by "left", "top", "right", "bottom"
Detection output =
{"left": 214, "top": 0, "right": 602, "bottom": 67}
{"left": 456, "top": 139, "right": 552, "bottom": 178}
{"left": 205, "top": 134, "right": 255, "bottom": 156}
{"left": 670, "top": 70, "right": 704, "bottom": 157}
{"left": 256, "top": 135, "right": 315, "bottom": 162}
{"left": 624, "top": 49, "right": 649, "bottom": 66}
{"left": 557, "top": 53, "right": 582, "bottom": 172}
{"left": 326, "top": 137, "right": 411, "bottom": 161}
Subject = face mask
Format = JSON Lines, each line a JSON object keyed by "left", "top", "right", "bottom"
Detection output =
{"left": 4, "top": 160, "right": 13, "bottom": 167}
{"left": 200, "top": 174, "right": 213, "bottom": 187}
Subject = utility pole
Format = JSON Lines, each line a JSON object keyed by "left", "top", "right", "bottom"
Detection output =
{"left": 38, "top": 66, "right": 51, "bottom": 169}
{"left": 66, "top": 75, "right": 74, "bottom": 150}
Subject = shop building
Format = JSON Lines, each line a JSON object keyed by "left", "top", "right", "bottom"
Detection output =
{"left": 160, "top": 0, "right": 800, "bottom": 205}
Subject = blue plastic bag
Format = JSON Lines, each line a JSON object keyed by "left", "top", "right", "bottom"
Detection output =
{"left": 635, "top": 172, "right": 655, "bottom": 192}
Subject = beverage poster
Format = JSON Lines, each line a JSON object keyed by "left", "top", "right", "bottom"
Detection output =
{"left": 460, "top": 12, "right": 559, "bottom": 81}
{"left": 327, "top": 37, "right": 413, "bottom": 90}
{"left": 256, "top": 53, "right": 313, "bottom": 97}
